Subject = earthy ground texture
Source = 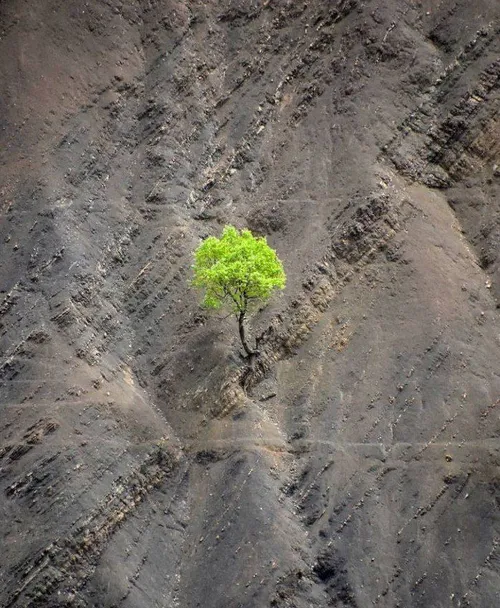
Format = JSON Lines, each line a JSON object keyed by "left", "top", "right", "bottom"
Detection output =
{"left": 1, "top": 1, "right": 500, "bottom": 606}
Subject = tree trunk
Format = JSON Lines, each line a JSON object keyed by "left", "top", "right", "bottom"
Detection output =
{"left": 238, "top": 311, "right": 255, "bottom": 356}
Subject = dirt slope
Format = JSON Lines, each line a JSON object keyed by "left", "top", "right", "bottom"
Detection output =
{"left": 1, "top": 1, "right": 500, "bottom": 606}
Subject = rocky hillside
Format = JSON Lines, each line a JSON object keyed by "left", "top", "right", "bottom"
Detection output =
{"left": 1, "top": 1, "right": 499, "bottom": 606}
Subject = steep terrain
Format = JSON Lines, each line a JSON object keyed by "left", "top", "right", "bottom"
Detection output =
{"left": 1, "top": 1, "right": 500, "bottom": 606}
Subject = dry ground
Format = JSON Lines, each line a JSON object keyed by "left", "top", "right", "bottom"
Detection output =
{"left": 1, "top": 1, "right": 500, "bottom": 606}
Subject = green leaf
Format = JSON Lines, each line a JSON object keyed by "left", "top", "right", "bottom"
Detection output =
{"left": 192, "top": 225, "right": 286, "bottom": 316}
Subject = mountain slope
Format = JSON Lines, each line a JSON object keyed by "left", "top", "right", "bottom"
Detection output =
{"left": 1, "top": 1, "right": 500, "bottom": 606}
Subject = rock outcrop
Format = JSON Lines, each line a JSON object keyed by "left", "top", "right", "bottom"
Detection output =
{"left": 1, "top": 1, "right": 500, "bottom": 606}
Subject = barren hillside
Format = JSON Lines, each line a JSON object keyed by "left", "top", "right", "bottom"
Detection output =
{"left": 1, "top": 1, "right": 500, "bottom": 606}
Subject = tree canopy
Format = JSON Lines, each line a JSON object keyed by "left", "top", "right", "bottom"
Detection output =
{"left": 192, "top": 225, "right": 286, "bottom": 355}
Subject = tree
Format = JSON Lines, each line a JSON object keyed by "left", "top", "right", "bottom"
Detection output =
{"left": 192, "top": 225, "right": 286, "bottom": 356}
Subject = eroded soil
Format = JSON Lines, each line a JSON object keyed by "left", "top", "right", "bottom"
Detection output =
{"left": 1, "top": 1, "right": 500, "bottom": 606}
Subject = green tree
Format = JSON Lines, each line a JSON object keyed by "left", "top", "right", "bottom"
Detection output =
{"left": 192, "top": 225, "right": 286, "bottom": 356}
